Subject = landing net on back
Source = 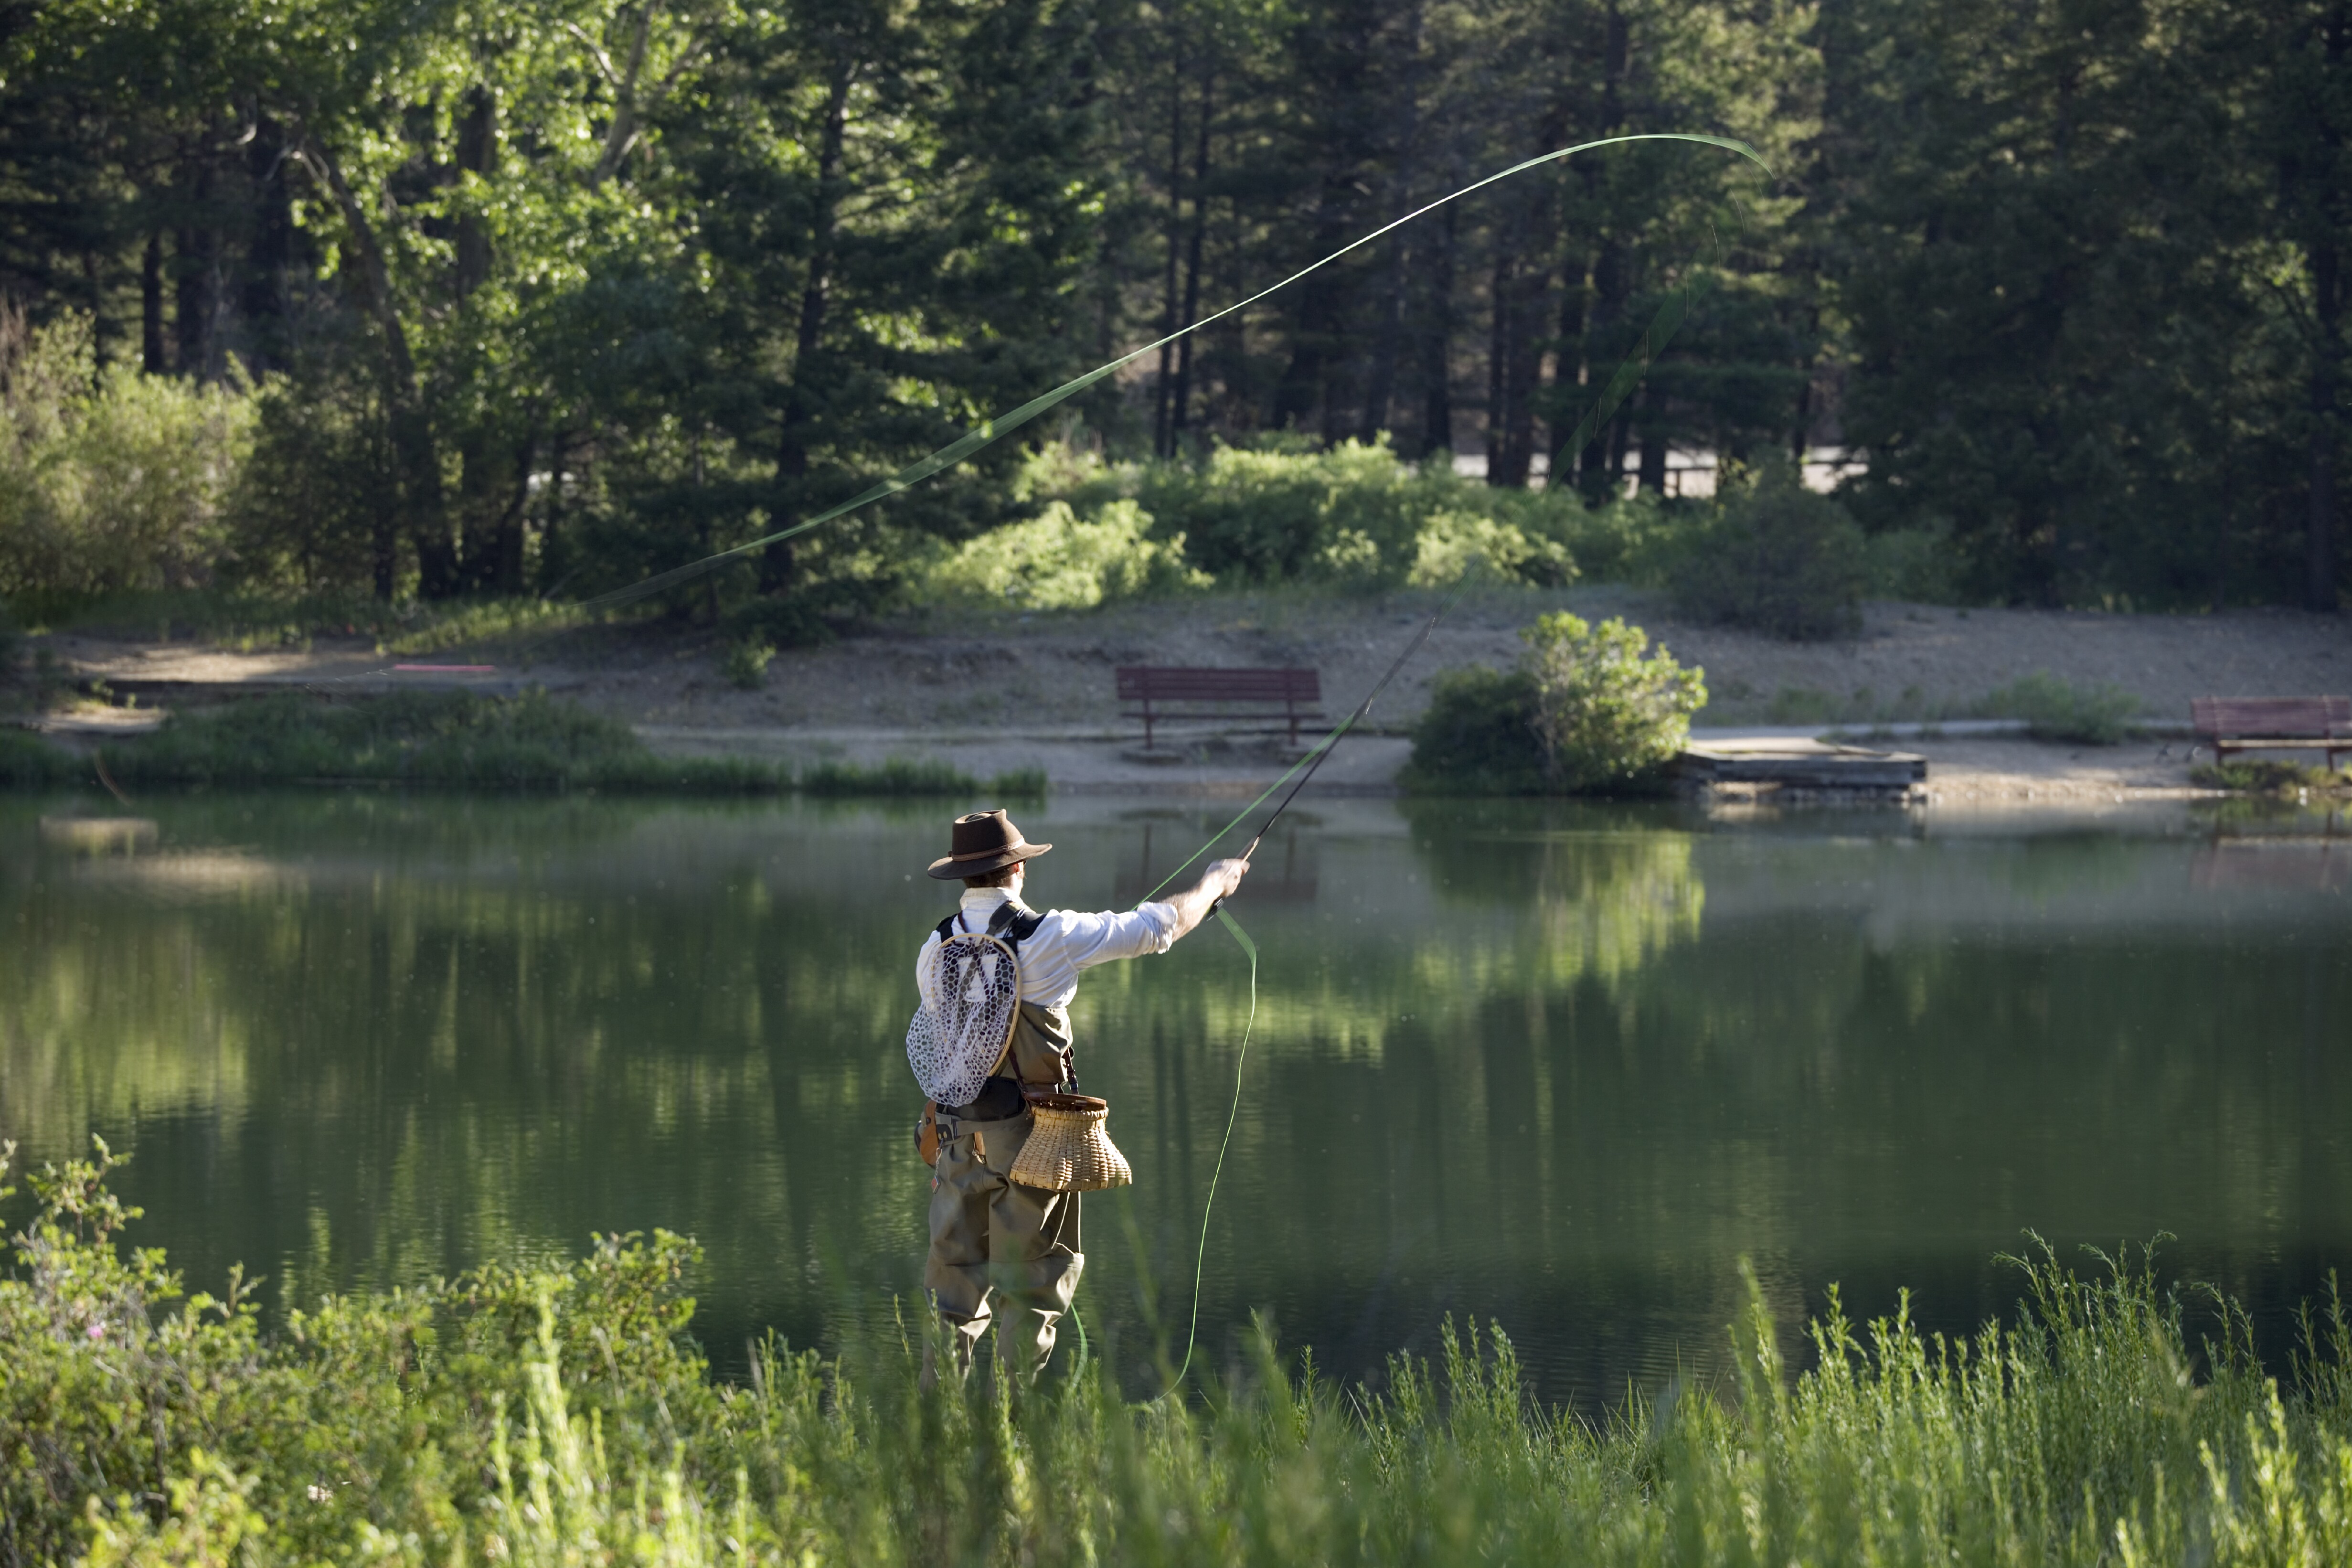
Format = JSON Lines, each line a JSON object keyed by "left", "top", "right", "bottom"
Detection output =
{"left": 906, "top": 932, "right": 1022, "bottom": 1107}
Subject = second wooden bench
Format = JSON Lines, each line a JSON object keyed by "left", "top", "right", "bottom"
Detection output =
{"left": 2191, "top": 695, "right": 2352, "bottom": 769}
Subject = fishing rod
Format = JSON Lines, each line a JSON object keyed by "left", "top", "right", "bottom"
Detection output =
{"left": 1216, "top": 588, "right": 1460, "bottom": 885}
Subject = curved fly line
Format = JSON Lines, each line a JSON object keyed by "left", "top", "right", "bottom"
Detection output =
{"left": 567, "top": 131, "right": 1771, "bottom": 616}
{"left": 443, "top": 131, "right": 1771, "bottom": 1396}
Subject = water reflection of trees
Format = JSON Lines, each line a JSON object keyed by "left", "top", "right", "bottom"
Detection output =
{"left": 5, "top": 796, "right": 2349, "bottom": 1411}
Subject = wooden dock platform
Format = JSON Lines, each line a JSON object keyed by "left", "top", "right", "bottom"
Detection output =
{"left": 1676, "top": 736, "right": 1927, "bottom": 790}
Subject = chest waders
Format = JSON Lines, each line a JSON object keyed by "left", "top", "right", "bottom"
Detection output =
{"left": 910, "top": 901, "right": 1126, "bottom": 1377}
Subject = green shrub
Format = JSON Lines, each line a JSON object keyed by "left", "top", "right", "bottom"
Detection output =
{"left": 1407, "top": 616, "right": 1705, "bottom": 796}
{"left": 9, "top": 1140, "right": 2352, "bottom": 1568}
{"left": 94, "top": 690, "right": 783, "bottom": 792}
{"left": 1671, "top": 462, "right": 1868, "bottom": 640}
{"left": 987, "top": 766, "right": 1050, "bottom": 798}
{"left": 0, "top": 725, "right": 76, "bottom": 784}
{"left": 723, "top": 592, "right": 836, "bottom": 651}
{"left": 723, "top": 636, "right": 775, "bottom": 689}
{"left": 1400, "top": 667, "right": 1548, "bottom": 795}
{"left": 1522, "top": 612, "right": 1706, "bottom": 793}
{"left": 1406, "top": 510, "right": 1575, "bottom": 588}
{"left": 1013, "top": 438, "right": 1597, "bottom": 591}
{"left": 925, "top": 498, "right": 1210, "bottom": 609}
{"left": 0, "top": 308, "right": 254, "bottom": 600}
{"left": 1977, "top": 672, "right": 2143, "bottom": 745}
{"left": 798, "top": 757, "right": 977, "bottom": 796}
{"left": 2191, "top": 759, "right": 2347, "bottom": 793}
{"left": 1864, "top": 522, "right": 1960, "bottom": 603}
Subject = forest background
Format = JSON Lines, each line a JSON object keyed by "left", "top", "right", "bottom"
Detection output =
{"left": 0, "top": 0, "right": 2345, "bottom": 631}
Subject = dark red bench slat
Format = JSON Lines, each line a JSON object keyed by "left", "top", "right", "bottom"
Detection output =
{"left": 2191, "top": 696, "right": 2352, "bottom": 739}
{"left": 1117, "top": 667, "right": 1320, "bottom": 703}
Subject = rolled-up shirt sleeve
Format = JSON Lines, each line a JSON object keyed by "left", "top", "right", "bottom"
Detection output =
{"left": 1042, "top": 901, "right": 1180, "bottom": 970}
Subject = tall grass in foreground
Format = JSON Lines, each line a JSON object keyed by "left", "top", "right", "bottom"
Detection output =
{"left": 8, "top": 1140, "right": 2352, "bottom": 1567}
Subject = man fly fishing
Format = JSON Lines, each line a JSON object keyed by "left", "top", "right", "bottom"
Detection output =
{"left": 909, "top": 808, "right": 1248, "bottom": 1380}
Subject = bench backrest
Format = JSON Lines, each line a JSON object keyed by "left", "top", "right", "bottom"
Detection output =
{"left": 1116, "top": 666, "right": 1321, "bottom": 704}
{"left": 2191, "top": 695, "right": 2352, "bottom": 738}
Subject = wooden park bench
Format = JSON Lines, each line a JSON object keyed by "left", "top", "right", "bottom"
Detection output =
{"left": 1116, "top": 666, "right": 1323, "bottom": 749}
{"left": 2190, "top": 696, "right": 2352, "bottom": 769}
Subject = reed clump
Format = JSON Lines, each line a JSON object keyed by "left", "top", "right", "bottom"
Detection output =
{"left": 85, "top": 690, "right": 785, "bottom": 793}
{"left": 8, "top": 1136, "right": 2352, "bottom": 1567}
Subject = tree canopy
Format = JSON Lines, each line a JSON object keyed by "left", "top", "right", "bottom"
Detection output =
{"left": 0, "top": 0, "right": 2342, "bottom": 612}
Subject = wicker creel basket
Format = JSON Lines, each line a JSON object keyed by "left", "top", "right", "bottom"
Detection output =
{"left": 1008, "top": 1092, "right": 1133, "bottom": 1192}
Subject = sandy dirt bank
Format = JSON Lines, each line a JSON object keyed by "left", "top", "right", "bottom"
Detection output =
{"left": 26, "top": 588, "right": 2350, "bottom": 802}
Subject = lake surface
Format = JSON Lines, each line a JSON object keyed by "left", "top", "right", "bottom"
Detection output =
{"left": 3, "top": 789, "right": 2349, "bottom": 1410}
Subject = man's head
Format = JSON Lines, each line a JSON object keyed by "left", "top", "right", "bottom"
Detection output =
{"left": 963, "top": 862, "right": 1024, "bottom": 891}
{"left": 926, "top": 808, "right": 1051, "bottom": 884}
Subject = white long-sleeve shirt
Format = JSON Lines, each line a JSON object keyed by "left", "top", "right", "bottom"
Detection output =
{"left": 914, "top": 887, "right": 1180, "bottom": 1011}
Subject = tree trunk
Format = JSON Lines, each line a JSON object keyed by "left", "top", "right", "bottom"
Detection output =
{"left": 2305, "top": 7, "right": 2346, "bottom": 613}
{"left": 1546, "top": 251, "right": 1587, "bottom": 476}
{"left": 1153, "top": 55, "right": 1183, "bottom": 458}
{"left": 1578, "top": 239, "right": 1625, "bottom": 501}
{"left": 1360, "top": 0, "right": 1422, "bottom": 445}
{"left": 1485, "top": 246, "right": 1513, "bottom": 484}
{"left": 454, "top": 87, "right": 504, "bottom": 593}
{"left": 142, "top": 230, "right": 165, "bottom": 373}
{"left": 298, "top": 132, "right": 449, "bottom": 597}
{"left": 766, "top": 58, "right": 853, "bottom": 595}
{"left": 1418, "top": 199, "right": 1457, "bottom": 459}
{"left": 1171, "top": 62, "right": 1214, "bottom": 446}
{"left": 1637, "top": 384, "right": 1667, "bottom": 494}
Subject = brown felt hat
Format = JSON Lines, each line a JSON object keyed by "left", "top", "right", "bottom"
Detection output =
{"left": 926, "top": 809, "right": 1053, "bottom": 880}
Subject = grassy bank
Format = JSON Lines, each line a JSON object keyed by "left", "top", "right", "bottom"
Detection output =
{"left": 7, "top": 1140, "right": 2352, "bottom": 1567}
{"left": 0, "top": 692, "right": 1046, "bottom": 797}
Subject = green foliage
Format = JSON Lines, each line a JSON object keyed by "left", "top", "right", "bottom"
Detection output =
{"left": 0, "top": 309, "right": 254, "bottom": 602}
{"left": 1522, "top": 613, "right": 1707, "bottom": 794}
{"left": 796, "top": 757, "right": 1046, "bottom": 798}
{"left": 799, "top": 757, "right": 973, "bottom": 796}
{"left": 94, "top": 692, "right": 785, "bottom": 793}
{"left": 0, "top": 726, "right": 77, "bottom": 784}
{"left": 1671, "top": 464, "right": 1868, "bottom": 640}
{"left": 9, "top": 1141, "right": 2352, "bottom": 1567}
{"left": 722, "top": 596, "right": 837, "bottom": 653}
{"left": 987, "top": 766, "right": 1050, "bottom": 799}
{"left": 1399, "top": 668, "right": 1548, "bottom": 796}
{"left": 1015, "top": 440, "right": 1604, "bottom": 593}
{"left": 1408, "top": 617, "right": 1706, "bottom": 796}
{"left": 1407, "top": 510, "right": 1576, "bottom": 589}
{"left": 2192, "top": 759, "right": 2350, "bottom": 794}
{"left": 1977, "top": 672, "right": 2144, "bottom": 746}
{"left": 924, "top": 499, "right": 1212, "bottom": 609}
{"left": 723, "top": 638, "right": 776, "bottom": 690}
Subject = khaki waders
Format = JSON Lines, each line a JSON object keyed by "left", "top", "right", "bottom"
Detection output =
{"left": 924, "top": 1000, "right": 1084, "bottom": 1380}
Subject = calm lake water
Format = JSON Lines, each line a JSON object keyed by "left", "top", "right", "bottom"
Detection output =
{"left": 3, "top": 789, "right": 2349, "bottom": 1410}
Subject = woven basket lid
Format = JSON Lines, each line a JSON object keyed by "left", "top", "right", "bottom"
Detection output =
{"left": 1010, "top": 1096, "right": 1133, "bottom": 1192}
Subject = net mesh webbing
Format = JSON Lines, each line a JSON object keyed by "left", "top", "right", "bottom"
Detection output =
{"left": 906, "top": 931, "right": 1022, "bottom": 1107}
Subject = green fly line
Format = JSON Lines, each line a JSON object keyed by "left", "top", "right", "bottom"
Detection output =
{"left": 423, "top": 131, "right": 1768, "bottom": 1395}
{"left": 566, "top": 131, "right": 1768, "bottom": 617}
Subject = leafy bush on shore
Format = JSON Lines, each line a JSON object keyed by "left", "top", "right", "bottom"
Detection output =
{"left": 9, "top": 1136, "right": 2352, "bottom": 1567}
{"left": 1977, "top": 671, "right": 2144, "bottom": 745}
{"left": 1670, "top": 462, "right": 1869, "bottom": 640}
{"left": 1399, "top": 668, "right": 1549, "bottom": 795}
{"left": 1408, "top": 615, "right": 1704, "bottom": 796}
{"left": 0, "top": 309, "right": 255, "bottom": 603}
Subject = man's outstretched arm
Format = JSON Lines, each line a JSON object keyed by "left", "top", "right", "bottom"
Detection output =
{"left": 1158, "top": 858, "right": 1250, "bottom": 943}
